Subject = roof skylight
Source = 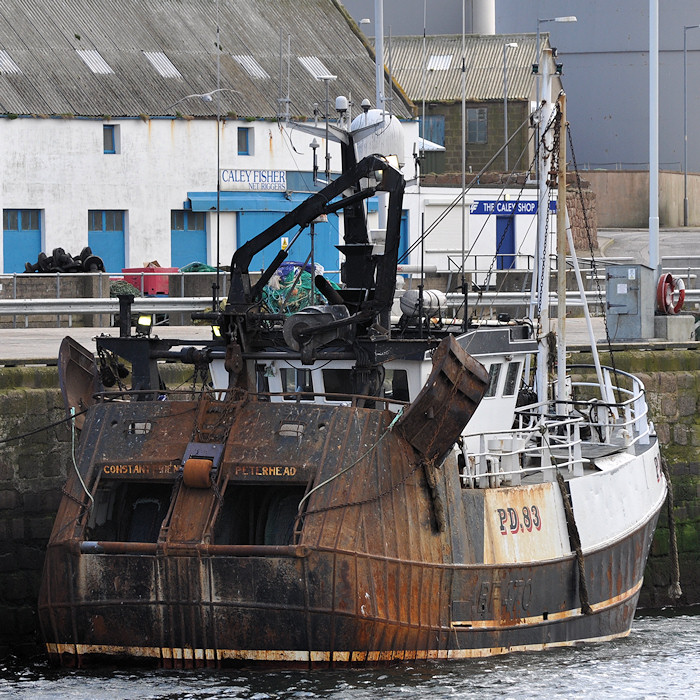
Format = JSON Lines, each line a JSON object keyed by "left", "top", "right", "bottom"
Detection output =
{"left": 77, "top": 49, "right": 114, "bottom": 75}
{"left": 143, "top": 51, "right": 182, "bottom": 79}
{"left": 298, "top": 56, "right": 334, "bottom": 80}
{"left": 232, "top": 55, "right": 269, "bottom": 79}
{"left": 427, "top": 55, "right": 453, "bottom": 71}
{"left": 0, "top": 50, "right": 21, "bottom": 74}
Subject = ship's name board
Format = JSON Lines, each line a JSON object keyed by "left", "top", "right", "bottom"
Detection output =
{"left": 220, "top": 169, "right": 287, "bottom": 191}
{"left": 101, "top": 463, "right": 180, "bottom": 478}
{"left": 470, "top": 200, "right": 557, "bottom": 215}
{"left": 233, "top": 465, "right": 297, "bottom": 478}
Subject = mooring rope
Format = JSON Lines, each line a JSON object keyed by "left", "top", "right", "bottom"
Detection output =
{"left": 70, "top": 407, "right": 94, "bottom": 508}
{"left": 542, "top": 425, "right": 592, "bottom": 615}
{"left": 661, "top": 455, "right": 683, "bottom": 600}
{"left": 555, "top": 470, "right": 593, "bottom": 615}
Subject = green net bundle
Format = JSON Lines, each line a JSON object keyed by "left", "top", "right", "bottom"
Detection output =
{"left": 262, "top": 264, "right": 340, "bottom": 316}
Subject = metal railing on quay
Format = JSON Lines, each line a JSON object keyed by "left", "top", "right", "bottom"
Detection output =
{"left": 3, "top": 260, "right": 700, "bottom": 327}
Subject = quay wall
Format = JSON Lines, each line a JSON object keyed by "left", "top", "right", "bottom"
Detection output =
{"left": 1, "top": 351, "right": 699, "bottom": 657}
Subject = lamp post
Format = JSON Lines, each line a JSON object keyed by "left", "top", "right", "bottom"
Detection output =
{"left": 684, "top": 24, "right": 699, "bottom": 227}
{"left": 535, "top": 16, "right": 577, "bottom": 96}
{"left": 503, "top": 42, "right": 518, "bottom": 172}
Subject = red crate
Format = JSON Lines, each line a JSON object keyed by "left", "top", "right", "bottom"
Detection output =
{"left": 121, "top": 267, "right": 178, "bottom": 295}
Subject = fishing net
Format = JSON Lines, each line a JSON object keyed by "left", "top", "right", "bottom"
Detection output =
{"left": 110, "top": 280, "right": 142, "bottom": 298}
{"left": 262, "top": 261, "right": 340, "bottom": 316}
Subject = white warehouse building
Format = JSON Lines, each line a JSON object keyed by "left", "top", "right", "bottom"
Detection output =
{"left": 1, "top": 0, "right": 547, "bottom": 289}
{"left": 0, "top": 0, "right": 415, "bottom": 278}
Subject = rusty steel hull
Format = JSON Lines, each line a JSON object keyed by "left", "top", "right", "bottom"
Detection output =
{"left": 39, "top": 336, "right": 665, "bottom": 668}
{"left": 39, "top": 495, "right": 660, "bottom": 668}
{"left": 39, "top": 442, "right": 657, "bottom": 668}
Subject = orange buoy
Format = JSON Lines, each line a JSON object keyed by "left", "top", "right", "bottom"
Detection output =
{"left": 182, "top": 458, "right": 213, "bottom": 488}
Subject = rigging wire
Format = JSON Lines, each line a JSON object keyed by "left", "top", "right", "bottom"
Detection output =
{"left": 398, "top": 112, "right": 534, "bottom": 265}
{"left": 0, "top": 409, "right": 88, "bottom": 445}
{"left": 566, "top": 121, "right": 621, "bottom": 399}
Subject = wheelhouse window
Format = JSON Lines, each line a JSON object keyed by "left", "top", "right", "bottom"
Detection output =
{"left": 383, "top": 369, "right": 410, "bottom": 402}
{"left": 467, "top": 107, "right": 487, "bottom": 144}
{"left": 322, "top": 368, "right": 353, "bottom": 401}
{"left": 484, "top": 363, "right": 502, "bottom": 398}
{"left": 503, "top": 362, "right": 521, "bottom": 397}
{"left": 280, "top": 367, "right": 314, "bottom": 399}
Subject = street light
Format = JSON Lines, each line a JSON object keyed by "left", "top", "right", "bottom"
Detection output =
{"left": 535, "top": 16, "right": 577, "bottom": 75}
{"left": 684, "top": 24, "right": 699, "bottom": 226}
{"left": 503, "top": 42, "right": 518, "bottom": 172}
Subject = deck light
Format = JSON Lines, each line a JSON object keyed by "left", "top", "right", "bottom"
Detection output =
{"left": 136, "top": 314, "right": 153, "bottom": 337}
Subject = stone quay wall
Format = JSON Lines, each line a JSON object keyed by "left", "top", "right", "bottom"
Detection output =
{"left": 0, "top": 349, "right": 699, "bottom": 657}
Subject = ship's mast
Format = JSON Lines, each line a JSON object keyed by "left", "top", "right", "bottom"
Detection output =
{"left": 535, "top": 49, "right": 555, "bottom": 407}
{"left": 556, "top": 91, "right": 567, "bottom": 413}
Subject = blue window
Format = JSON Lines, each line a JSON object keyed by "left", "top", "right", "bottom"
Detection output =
{"left": 103, "top": 125, "right": 116, "bottom": 154}
{"left": 171, "top": 210, "right": 207, "bottom": 268}
{"left": 88, "top": 210, "right": 125, "bottom": 272}
{"left": 237, "top": 127, "right": 250, "bottom": 155}
{"left": 2, "top": 209, "right": 41, "bottom": 273}
{"left": 418, "top": 115, "right": 445, "bottom": 147}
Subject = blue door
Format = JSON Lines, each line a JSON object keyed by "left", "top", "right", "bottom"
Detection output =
{"left": 88, "top": 210, "right": 125, "bottom": 272}
{"left": 237, "top": 209, "right": 340, "bottom": 281}
{"left": 496, "top": 215, "right": 515, "bottom": 270}
{"left": 171, "top": 210, "right": 207, "bottom": 268}
{"left": 3, "top": 209, "right": 41, "bottom": 273}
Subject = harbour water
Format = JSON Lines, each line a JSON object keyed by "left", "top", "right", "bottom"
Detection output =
{"left": 1, "top": 609, "right": 697, "bottom": 699}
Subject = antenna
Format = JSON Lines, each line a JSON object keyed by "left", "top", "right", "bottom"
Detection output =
{"left": 277, "top": 31, "right": 292, "bottom": 121}
{"left": 319, "top": 75, "right": 337, "bottom": 182}
{"left": 286, "top": 35, "right": 291, "bottom": 122}
{"left": 387, "top": 26, "right": 393, "bottom": 119}
{"left": 460, "top": 0, "right": 467, "bottom": 330}
{"left": 215, "top": 0, "right": 221, "bottom": 314}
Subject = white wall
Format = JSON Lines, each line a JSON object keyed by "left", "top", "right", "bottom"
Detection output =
{"left": 401, "top": 185, "right": 545, "bottom": 277}
{"left": 2, "top": 115, "right": 549, "bottom": 280}
{"left": 0, "top": 116, "right": 346, "bottom": 272}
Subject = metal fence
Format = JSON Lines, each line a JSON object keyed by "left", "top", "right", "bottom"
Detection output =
{"left": 2, "top": 260, "right": 700, "bottom": 328}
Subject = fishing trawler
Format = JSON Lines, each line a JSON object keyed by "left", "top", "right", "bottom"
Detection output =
{"left": 39, "top": 79, "right": 666, "bottom": 667}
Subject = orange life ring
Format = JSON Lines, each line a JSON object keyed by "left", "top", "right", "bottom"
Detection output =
{"left": 656, "top": 273, "right": 685, "bottom": 315}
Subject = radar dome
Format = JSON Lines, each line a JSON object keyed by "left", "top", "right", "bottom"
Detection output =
{"left": 350, "top": 109, "right": 405, "bottom": 166}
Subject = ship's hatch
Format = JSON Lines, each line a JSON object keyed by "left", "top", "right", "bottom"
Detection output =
{"left": 88, "top": 482, "right": 172, "bottom": 543}
{"left": 214, "top": 485, "right": 306, "bottom": 546}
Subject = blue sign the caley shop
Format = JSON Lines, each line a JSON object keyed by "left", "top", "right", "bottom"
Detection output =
{"left": 470, "top": 200, "right": 557, "bottom": 215}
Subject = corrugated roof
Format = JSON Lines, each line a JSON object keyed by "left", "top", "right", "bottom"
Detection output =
{"left": 0, "top": 0, "right": 413, "bottom": 119}
{"left": 386, "top": 33, "right": 546, "bottom": 102}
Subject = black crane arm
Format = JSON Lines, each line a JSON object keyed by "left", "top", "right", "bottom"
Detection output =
{"left": 226, "top": 154, "right": 404, "bottom": 309}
